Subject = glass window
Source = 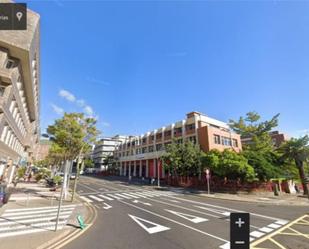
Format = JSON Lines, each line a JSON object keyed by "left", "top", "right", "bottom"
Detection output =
{"left": 214, "top": 134, "right": 221, "bottom": 144}
{"left": 232, "top": 139, "right": 238, "bottom": 147}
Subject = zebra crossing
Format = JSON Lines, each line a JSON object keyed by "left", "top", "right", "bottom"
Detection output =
{"left": 79, "top": 190, "right": 178, "bottom": 203}
{"left": 0, "top": 204, "right": 76, "bottom": 238}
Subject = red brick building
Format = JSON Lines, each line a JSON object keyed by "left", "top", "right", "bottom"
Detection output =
{"left": 114, "top": 111, "right": 242, "bottom": 179}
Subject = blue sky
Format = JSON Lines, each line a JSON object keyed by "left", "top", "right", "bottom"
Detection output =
{"left": 23, "top": 0, "right": 309, "bottom": 138}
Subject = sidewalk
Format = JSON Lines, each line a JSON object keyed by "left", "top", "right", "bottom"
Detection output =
{"left": 165, "top": 186, "right": 309, "bottom": 206}
{"left": 92, "top": 175, "right": 309, "bottom": 206}
{"left": 0, "top": 180, "right": 94, "bottom": 249}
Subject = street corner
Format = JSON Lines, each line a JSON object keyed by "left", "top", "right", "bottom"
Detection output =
{"left": 38, "top": 198, "right": 97, "bottom": 249}
{"left": 251, "top": 214, "right": 309, "bottom": 249}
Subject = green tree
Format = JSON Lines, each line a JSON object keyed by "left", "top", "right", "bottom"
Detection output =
{"left": 47, "top": 112, "right": 100, "bottom": 201}
{"left": 229, "top": 112, "right": 282, "bottom": 180}
{"left": 278, "top": 136, "right": 309, "bottom": 195}
{"left": 47, "top": 113, "right": 99, "bottom": 161}
{"left": 203, "top": 149, "right": 255, "bottom": 181}
{"left": 83, "top": 158, "right": 94, "bottom": 169}
{"left": 161, "top": 140, "right": 204, "bottom": 177}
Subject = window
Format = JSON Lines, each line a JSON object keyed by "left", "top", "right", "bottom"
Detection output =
{"left": 214, "top": 134, "right": 221, "bottom": 144}
{"left": 174, "top": 127, "right": 182, "bottom": 135}
{"left": 221, "top": 137, "right": 232, "bottom": 146}
{"left": 164, "top": 130, "right": 172, "bottom": 137}
{"left": 142, "top": 147, "right": 148, "bottom": 153}
{"left": 156, "top": 133, "right": 162, "bottom": 139}
{"left": 150, "top": 135, "right": 154, "bottom": 142}
{"left": 6, "top": 59, "right": 15, "bottom": 69}
{"left": 142, "top": 138, "right": 147, "bottom": 144}
{"left": 186, "top": 124, "right": 195, "bottom": 131}
{"left": 148, "top": 145, "right": 154, "bottom": 152}
{"left": 188, "top": 136, "right": 197, "bottom": 144}
{"left": 0, "top": 86, "right": 5, "bottom": 97}
{"left": 156, "top": 144, "right": 163, "bottom": 151}
{"left": 232, "top": 139, "right": 238, "bottom": 147}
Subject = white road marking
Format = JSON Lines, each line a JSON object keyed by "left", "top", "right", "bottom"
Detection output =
{"left": 128, "top": 214, "right": 170, "bottom": 234}
{"left": 132, "top": 200, "right": 152, "bottom": 206}
{"left": 131, "top": 192, "right": 151, "bottom": 198}
{"left": 259, "top": 227, "right": 274, "bottom": 233}
{"left": 250, "top": 231, "right": 265, "bottom": 238}
{"left": 136, "top": 196, "right": 221, "bottom": 218}
{"left": 194, "top": 206, "right": 230, "bottom": 216}
{"left": 80, "top": 196, "right": 93, "bottom": 203}
{"left": 169, "top": 196, "right": 283, "bottom": 221}
{"left": 0, "top": 205, "right": 74, "bottom": 237}
{"left": 275, "top": 220, "right": 289, "bottom": 225}
{"left": 115, "top": 193, "right": 131, "bottom": 199}
{"left": 219, "top": 242, "right": 230, "bottom": 249}
{"left": 268, "top": 223, "right": 281, "bottom": 229}
{"left": 160, "top": 198, "right": 180, "bottom": 203}
{"left": 120, "top": 200, "right": 228, "bottom": 243}
{"left": 89, "top": 195, "right": 104, "bottom": 202}
{"left": 102, "top": 203, "right": 112, "bottom": 210}
{"left": 0, "top": 215, "right": 70, "bottom": 227}
{"left": 165, "top": 209, "right": 208, "bottom": 224}
{"left": 0, "top": 211, "right": 73, "bottom": 221}
{"left": 121, "top": 193, "right": 141, "bottom": 198}
{"left": 98, "top": 194, "right": 114, "bottom": 201}
{"left": 107, "top": 194, "right": 122, "bottom": 200}
{"left": 2, "top": 208, "right": 75, "bottom": 217}
{"left": 4, "top": 205, "right": 77, "bottom": 213}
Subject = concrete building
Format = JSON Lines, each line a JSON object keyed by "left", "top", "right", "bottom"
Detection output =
{"left": 34, "top": 139, "right": 51, "bottom": 161}
{"left": 0, "top": 5, "right": 40, "bottom": 183}
{"left": 93, "top": 135, "right": 127, "bottom": 170}
{"left": 115, "top": 111, "right": 242, "bottom": 179}
{"left": 241, "top": 131, "right": 289, "bottom": 148}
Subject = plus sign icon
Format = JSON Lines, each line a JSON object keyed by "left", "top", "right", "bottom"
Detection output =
{"left": 230, "top": 213, "right": 250, "bottom": 249}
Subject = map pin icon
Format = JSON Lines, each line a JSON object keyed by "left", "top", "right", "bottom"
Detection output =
{"left": 16, "top": 12, "right": 23, "bottom": 21}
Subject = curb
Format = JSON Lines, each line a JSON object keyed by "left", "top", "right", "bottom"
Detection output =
{"left": 37, "top": 195, "right": 97, "bottom": 249}
{"left": 166, "top": 188, "right": 309, "bottom": 206}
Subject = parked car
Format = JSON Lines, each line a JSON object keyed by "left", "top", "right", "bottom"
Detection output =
{"left": 70, "top": 173, "right": 76, "bottom": 179}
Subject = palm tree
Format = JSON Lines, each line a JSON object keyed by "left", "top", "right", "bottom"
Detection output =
{"left": 278, "top": 135, "right": 309, "bottom": 195}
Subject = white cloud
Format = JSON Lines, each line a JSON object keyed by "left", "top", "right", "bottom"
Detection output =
{"left": 84, "top": 105, "right": 94, "bottom": 116}
{"left": 102, "top": 122, "right": 111, "bottom": 127}
{"left": 58, "top": 88, "right": 97, "bottom": 118}
{"left": 51, "top": 103, "right": 64, "bottom": 115}
{"left": 86, "top": 77, "right": 110, "bottom": 86}
{"left": 76, "top": 99, "right": 86, "bottom": 107}
{"left": 59, "top": 89, "right": 76, "bottom": 102}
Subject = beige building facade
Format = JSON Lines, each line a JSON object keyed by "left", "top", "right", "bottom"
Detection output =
{"left": 0, "top": 4, "right": 40, "bottom": 183}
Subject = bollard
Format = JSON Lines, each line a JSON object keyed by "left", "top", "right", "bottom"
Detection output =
{"left": 77, "top": 215, "right": 86, "bottom": 229}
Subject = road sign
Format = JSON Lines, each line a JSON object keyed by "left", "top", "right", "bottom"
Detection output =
{"left": 205, "top": 169, "right": 210, "bottom": 194}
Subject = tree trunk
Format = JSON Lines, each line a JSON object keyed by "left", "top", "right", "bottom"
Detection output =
{"left": 296, "top": 160, "right": 309, "bottom": 195}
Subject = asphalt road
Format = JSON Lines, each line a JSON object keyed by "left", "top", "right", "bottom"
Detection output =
{"left": 64, "top": 176, "right": 308, "bottom": 249}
